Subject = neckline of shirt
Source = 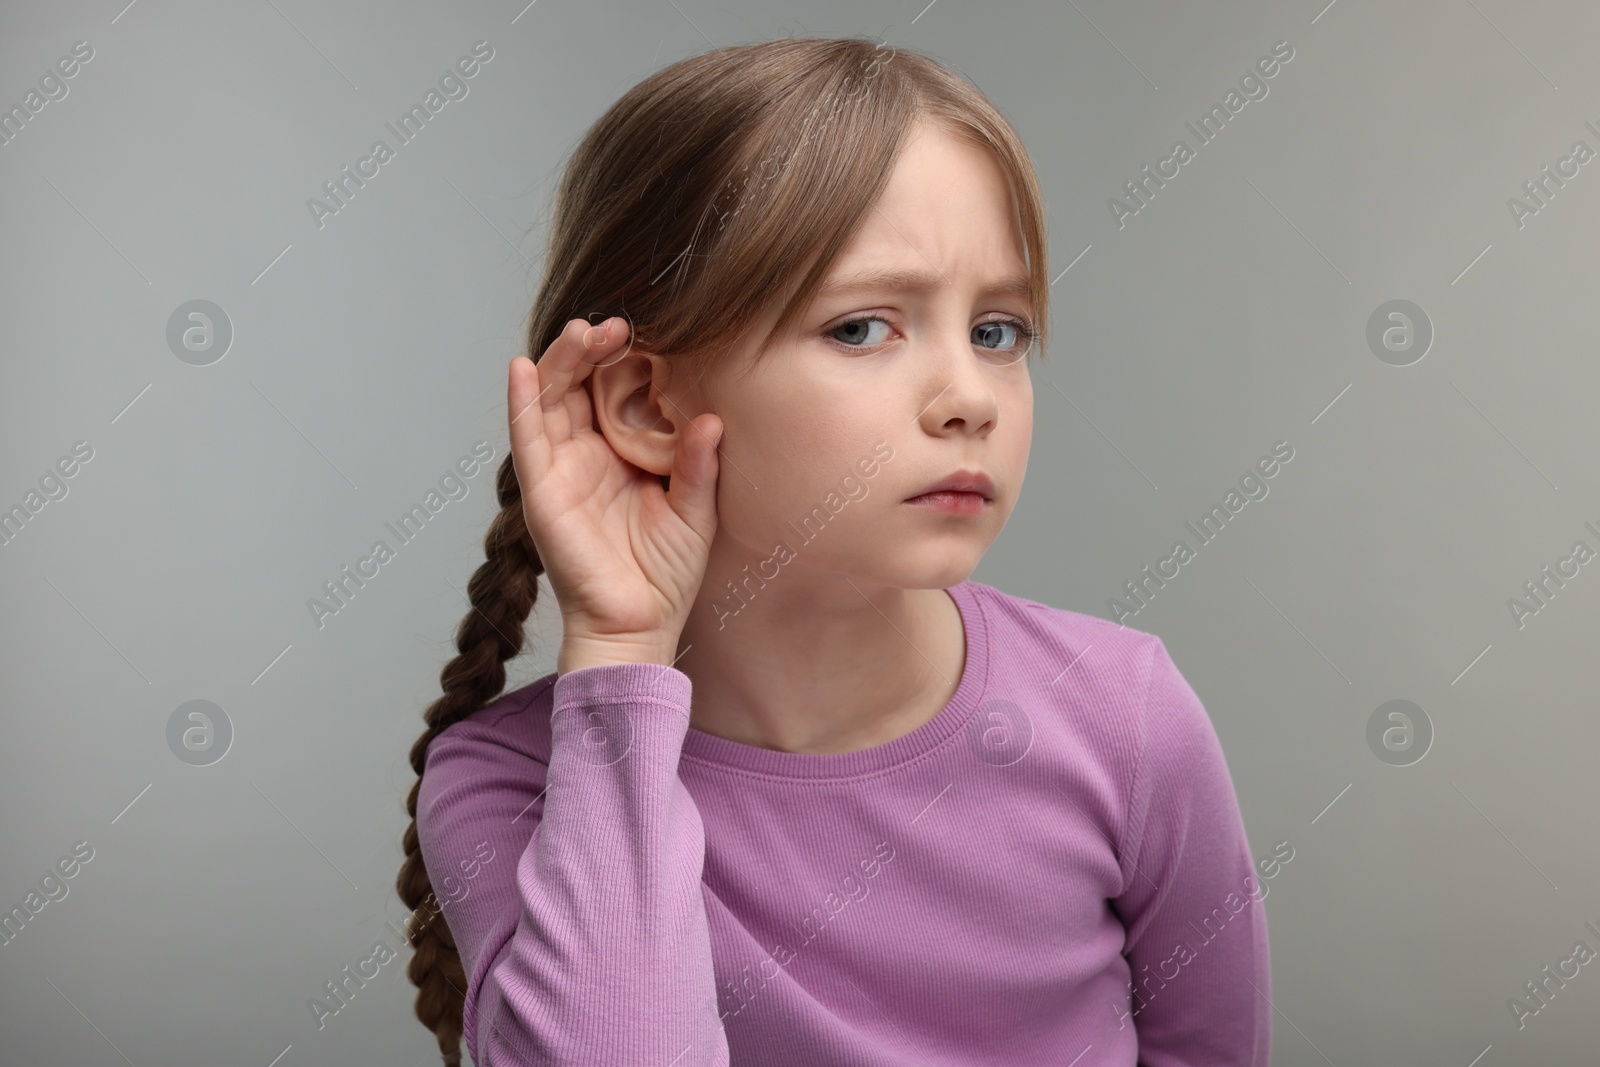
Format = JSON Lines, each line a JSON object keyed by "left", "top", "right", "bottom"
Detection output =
{"left": 677, "top": 580, "right": 991, "bottom": 781}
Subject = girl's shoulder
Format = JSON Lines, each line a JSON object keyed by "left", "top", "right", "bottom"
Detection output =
{"left": 424, "top": 672, "right": 561, "bottom": 774}
{"left": 964, "top": 578, "right": 1169, "bottom": 668}
{"left": 962, "top": 579, "right": 1192, "bottom": 729}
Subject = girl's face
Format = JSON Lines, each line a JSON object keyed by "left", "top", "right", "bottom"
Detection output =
{"left": 692, "top": 119, "right": 1035, "bottom": 592}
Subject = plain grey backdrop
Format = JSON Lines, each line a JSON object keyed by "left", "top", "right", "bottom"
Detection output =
{"left": 4, "top": 0, "right": 1598, "bottom": 1063}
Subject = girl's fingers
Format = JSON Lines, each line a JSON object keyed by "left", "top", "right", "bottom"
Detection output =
{"left": 537, "top": 317, "right": 625, "bottom": 420}
{"left": 507, "top": 317, "right": 627, "bottom": 485}
{"left": 507, "top": 354, "right": 552, "bottom": 486}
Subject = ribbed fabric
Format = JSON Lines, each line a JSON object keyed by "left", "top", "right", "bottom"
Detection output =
{"left": 415, "top": 580, "right": 1271, "bottom": 1066}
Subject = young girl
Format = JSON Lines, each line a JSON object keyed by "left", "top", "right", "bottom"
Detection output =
{"left": 397, "top": 36, "right": 1270, "bottom": 1067}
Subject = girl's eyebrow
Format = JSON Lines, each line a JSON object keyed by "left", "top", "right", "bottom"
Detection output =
{"left": 816, "top": 266, "right": 1032, "bottom": 302}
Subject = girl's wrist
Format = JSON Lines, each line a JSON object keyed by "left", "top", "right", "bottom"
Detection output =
{"left": 557, "top": 632, "right": 681, "bottom": 673}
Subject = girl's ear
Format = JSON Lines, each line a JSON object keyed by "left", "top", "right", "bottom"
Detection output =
{"left": 588, "top": 347, "right": 689, "bottom": 478}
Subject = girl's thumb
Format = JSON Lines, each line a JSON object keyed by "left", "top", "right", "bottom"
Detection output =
{"left": 664, "top": 414, "right": 722, "bottom": 536}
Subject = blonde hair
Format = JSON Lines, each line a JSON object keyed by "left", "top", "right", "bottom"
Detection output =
{"left": 395, "top": 34, "right": 1050, "bottom": 1063}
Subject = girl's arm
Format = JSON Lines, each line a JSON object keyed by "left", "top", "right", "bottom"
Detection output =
{"left": 1109, "top": 637, "right": 1273, "bottom": 1067}
{"left": 417, "top": 660, "right": 730, "bottom": 1066}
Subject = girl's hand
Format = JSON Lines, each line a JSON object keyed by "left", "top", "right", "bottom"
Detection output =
{"left": 506, "top": 317, "right": 723, "bottom": 670}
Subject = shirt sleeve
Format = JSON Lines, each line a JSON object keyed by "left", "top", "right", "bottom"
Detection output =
{"left": 1108, "top": 637, "right": 1273, "bottom": 1067}
{"left": 416, "top": 661, "right": 730, "bottom": 1066}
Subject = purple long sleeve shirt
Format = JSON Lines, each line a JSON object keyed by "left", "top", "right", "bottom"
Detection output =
{"left": 415, "top": 579, "right": 1272, "bottom": 1065}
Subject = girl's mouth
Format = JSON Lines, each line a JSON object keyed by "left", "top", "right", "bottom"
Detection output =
{"left": 903, "top": 491, "right": 989, "bottom": 515}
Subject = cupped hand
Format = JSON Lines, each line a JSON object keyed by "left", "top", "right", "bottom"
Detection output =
{"left": 506, "top": 317, "right": 723, "bottom": 657}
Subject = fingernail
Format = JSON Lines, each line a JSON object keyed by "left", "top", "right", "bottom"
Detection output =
{"left": 583, "top": 325, "right": 606, "bottom": 348}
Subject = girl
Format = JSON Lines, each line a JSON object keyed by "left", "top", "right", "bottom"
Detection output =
{"left": 398, "top": 36, "right": 1270, "bottom": 1067}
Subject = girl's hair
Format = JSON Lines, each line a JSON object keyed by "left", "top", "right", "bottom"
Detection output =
{"left": 395, "top": 34, "right": 1049, "bottom": 1064}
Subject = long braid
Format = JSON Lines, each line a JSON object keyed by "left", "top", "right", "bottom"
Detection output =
{"left": 396, "top": 453, "right": 542, "bottom": 1065}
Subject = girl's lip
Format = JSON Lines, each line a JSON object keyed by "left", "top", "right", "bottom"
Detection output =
{"left": 905, "top": 469, "right": 997, "bottom": 501}
{"left": 903, "top": 490, "right": 990, "bottom": 514}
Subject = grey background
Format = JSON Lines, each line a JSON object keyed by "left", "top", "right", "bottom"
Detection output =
{"left": 2, "top": 0, "right": 1596, "bottom": 1063}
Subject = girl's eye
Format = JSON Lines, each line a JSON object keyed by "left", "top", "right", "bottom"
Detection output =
{"left": 829, "top": 317, "right": 895, "bottom": 348}
{"left": 973, "top": 318, "right": 1037, "bottom": 364}
{"left": 827, "top": 315, "right": 1038, "bottom": 363}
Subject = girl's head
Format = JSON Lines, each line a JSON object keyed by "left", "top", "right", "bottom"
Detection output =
{"left": 592, "top": 113, "right": 1042, "bottom": 598}
{"left": 397, "top": 35, "right": 1048, "bottom": 1062}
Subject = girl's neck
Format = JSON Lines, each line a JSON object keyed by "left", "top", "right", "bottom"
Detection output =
{"left": 675, "top": 582, "right": 966, "bottom": 755}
